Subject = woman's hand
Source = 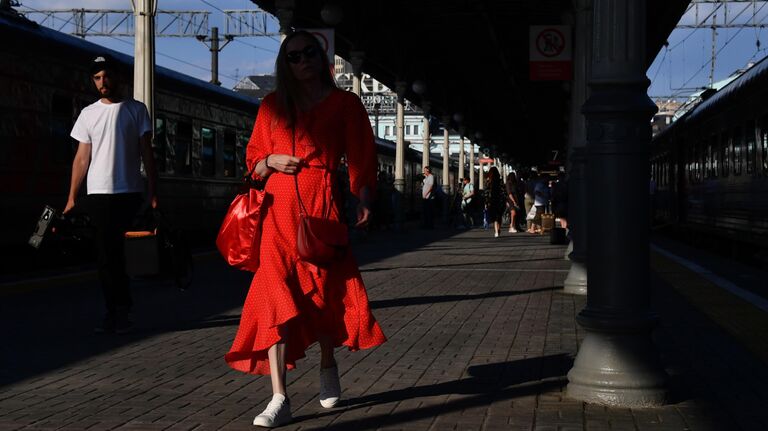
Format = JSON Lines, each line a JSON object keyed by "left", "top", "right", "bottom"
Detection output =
{"left": 264, "top": 154, "right": 303, "bottom": 175}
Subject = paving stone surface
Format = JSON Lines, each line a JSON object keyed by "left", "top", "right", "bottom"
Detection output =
{"left": 1, "top": 227, "right": 767, "bottom": 430}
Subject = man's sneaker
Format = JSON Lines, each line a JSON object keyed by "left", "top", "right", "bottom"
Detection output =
{"left": 94, "top": 315, "right": 116, "bottom": 334}
{"left": 253, "top": 393, "right": 291, "bottom": 428}
{"left": 319, "top": 366, "right": 341, "bottom": 408}
{"left": 114, "top": 316, "right": 133, "bottom": 334}
{"left": 114, "top": 308, "right": 133, "bottom": 334}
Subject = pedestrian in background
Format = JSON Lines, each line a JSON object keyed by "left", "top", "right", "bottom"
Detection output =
{"left": 505, "top": 171, "right": 521, "bottom": 233}
{"left": 225, "top": 31, "right": 386, "bottom": 428}
{"left": 485, "top": 166, "right": 506, "bottom": 237}
{"left": 65, "top": 55, "right": 158, "bottom": 334}
{"left": 460, "top": 177, "right": 475, "bottom": 227}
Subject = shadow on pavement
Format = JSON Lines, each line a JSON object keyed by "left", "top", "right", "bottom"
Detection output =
{"left": 0, "top": 227, "right": 469, "bottom": 388}
{"left": 369, "top": 286, "right": 562, "bottom": 309}
{"left": 292, "top": 354, "right": 573, "bottom": 429}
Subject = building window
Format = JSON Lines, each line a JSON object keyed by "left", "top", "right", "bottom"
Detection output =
{"left": 414, "top": 124, "right": 419, "bottom": 135}
{"left": 385, "top": 125, "right": 391, "bottom": 136}
{"left": 201, "top": 126, "right": 216, "bottom": 177}
{"left": 406, "top": 125, "right": 411, "bottom": 135}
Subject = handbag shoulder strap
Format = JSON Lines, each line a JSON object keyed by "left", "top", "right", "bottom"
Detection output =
{"left": 291, "top": 126, "right": 335, "bottom": 219}
{"left": 292, "top": 129, "right": 309, "bottom": 216}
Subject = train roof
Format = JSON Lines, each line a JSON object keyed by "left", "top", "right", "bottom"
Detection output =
{"left": 0, "top": 11, "right": 260, "bottom": 112}
{"left": 684, "top": 55, "right": 768, "bottom": 123}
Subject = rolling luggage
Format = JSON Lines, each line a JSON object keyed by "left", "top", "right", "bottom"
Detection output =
{"left": 125, "top": 210, "right": 193, "bottom": 290}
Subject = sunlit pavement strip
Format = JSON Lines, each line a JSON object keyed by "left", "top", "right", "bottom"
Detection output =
{"left": 651, "top": 243, "right": 768, "bottom": 313}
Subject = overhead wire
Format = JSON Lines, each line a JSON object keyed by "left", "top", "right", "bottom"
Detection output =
{"left": 669, "top": 0, "right": 768, "bottom": 97}
{"left": 18, "top": 4, "right": 241, "bottom": 86}
{"left": 198, "top": 0, "right": 280, "bottom": 45}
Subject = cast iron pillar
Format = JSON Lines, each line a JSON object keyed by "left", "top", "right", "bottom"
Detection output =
{"left": 442, "top": 116, "right": 451, "bottom": 195}
{"left": 133, "top": 0, "right": 156, "bottom": 125}
{"left": 422, "top": 102, "right": 431, "bottom": 169}
{"left": 478, "top": 160, "right": 485, "bottom": 190}
{"left": 564, "top": 0, "right": 590, "bottom": 293}
{"left": 350, "top": 51, "right": 364, "bottom": 97}
{"left": 566, "top": 0, "right": 667, "bottom": 407}
{"left": 393, "top": 81, "right": 408, "bottom": 229}
{"left": 469, "top": 140, "right": 475, "bottom": 185}
{"left": 458, "top": 131, "right": 466, "bottom": 180}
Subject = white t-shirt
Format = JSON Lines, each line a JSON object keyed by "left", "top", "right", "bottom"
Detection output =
{"left": 70, "top": 99, "right": 151, "bottom": 194}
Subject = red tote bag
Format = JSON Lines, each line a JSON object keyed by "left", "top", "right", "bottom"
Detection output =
{"left": 216, "top": 184, "right": 266, "bottom": 272}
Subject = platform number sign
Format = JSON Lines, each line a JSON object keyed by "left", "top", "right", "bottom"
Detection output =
{"left": 529, "top": 25, "right": 572, "bottom": 81}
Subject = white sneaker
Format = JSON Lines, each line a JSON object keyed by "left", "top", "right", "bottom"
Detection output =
{"left": 319, "top": 366, "right": 341, "bottom": 408}
{"left": 494, "top": 232, "right": 499, "bottom": 238}
{"left": 253, "top": 394, "right": 291, "bottom": 428}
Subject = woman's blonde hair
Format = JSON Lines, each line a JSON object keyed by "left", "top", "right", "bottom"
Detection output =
{"left": 274, "top": 30, "right": 337, "bottom": 126}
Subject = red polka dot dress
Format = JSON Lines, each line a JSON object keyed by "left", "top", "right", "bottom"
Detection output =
{"left": 225, "top": 90, "right": 387, "bottom": 375}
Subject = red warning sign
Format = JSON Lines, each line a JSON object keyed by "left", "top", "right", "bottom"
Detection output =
{"left": 529, "top": 26, "right": 572, "bottom": 81}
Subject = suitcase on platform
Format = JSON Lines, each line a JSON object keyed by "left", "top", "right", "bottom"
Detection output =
{"left": 541, "top": 213, "right": 555, "bottom": 233}
{"left": 124, "top": 210, "right": 194, "bottom": 290}
{"left": 124, "top": 230, "right": 160, "bottom": 276}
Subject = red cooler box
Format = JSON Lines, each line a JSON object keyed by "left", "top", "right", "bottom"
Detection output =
{"left": 124, "top": 230, "right": 160, "bottom": 276}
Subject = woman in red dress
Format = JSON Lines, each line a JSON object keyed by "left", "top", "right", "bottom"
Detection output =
{"left": 224, "top": 31, "right": 387, "bottom": 427}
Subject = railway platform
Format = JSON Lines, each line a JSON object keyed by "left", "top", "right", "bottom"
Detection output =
{"left": 1, "top": 227, "right": 767, "bottom": 430}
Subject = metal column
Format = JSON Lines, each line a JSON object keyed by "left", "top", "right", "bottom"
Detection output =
{"left": 442, "top": 117, "right": 450, "bottom": 195}
{"left": 133, "top": 0, "right": 156, "bottom": 125}
{"left": 393, "top": 81, "right": 408, "bottom": 229}
{"left": 564, "top": 0, "right": 591, "bottom": 295}
{"left": 566, "top": 0, "right": 667, "bottom": 407}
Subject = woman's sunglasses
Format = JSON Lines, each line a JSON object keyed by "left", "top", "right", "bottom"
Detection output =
{"left": 286, "top": 45, "right": 319, "bottom": 64}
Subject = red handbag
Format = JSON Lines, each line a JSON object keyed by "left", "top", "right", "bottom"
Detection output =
{"left": 216, "top": 166, "right": 266, "bottom": 272}
{"left": 297, "top": 212, "right": 348, "bottom": 265}
{"left": 292, "top": 129, "right": 348, "bottom": 266}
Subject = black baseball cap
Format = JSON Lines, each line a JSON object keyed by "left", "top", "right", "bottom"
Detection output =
{"left": 89, "top": 55, "right": 116, "bottom": 75}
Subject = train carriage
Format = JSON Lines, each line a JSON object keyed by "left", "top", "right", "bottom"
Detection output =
{"left": 651, "top": 53, "right": 768, "bottom": 251}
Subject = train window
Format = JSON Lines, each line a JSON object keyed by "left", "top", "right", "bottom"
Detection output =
{"left": 710, "top": 135, "right": 719, "bottom": 178}
{"left": 721, "top": 133, "right": 729, "bottom": 177}
{"left": 686, "top": 146, "right": 693, "bottom": 182}
{"left": 746, "top": 121, "right": 756, "bottom": 175}
{"left": 733, "top": 127, "right": 742, "bottom": 176}
{"left": 201, "top": 127, "right": 216, "bottom": 177}
{"left": 175, "top": 121, "right": 193, "bottom": 175}
{"left": 695, "top": 143, "right": 701, "bottom": 182}
{"left": 762, "top": 123, "right": 768, "bottom": 175}
{"left": 223, "top": 130, "right": 236, "bottom": 177}
{"left": 51, "top": 94, "right": 74, "bottom": 165}
{"left": 154, "top": 117, "right": 166, "bottom": 173}
{"left": 705, "top": 142, "right": 712, "bottom": 179}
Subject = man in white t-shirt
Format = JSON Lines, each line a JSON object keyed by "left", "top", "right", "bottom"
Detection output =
{"left": 65, "top": 55, "right": 158, "bottom": 334}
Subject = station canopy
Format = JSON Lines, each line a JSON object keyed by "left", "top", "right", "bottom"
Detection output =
{"left": 251, "top": 0, "right": 689, "bottom": 166}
